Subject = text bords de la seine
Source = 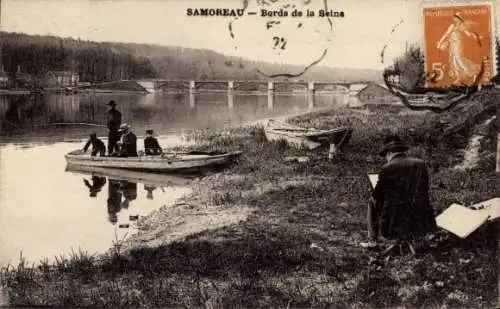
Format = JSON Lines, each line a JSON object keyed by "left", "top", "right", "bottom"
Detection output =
{"left": 186, "top": 8, "right": 345, "bottom": 18}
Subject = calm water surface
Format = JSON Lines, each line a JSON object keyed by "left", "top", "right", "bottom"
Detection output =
{"left": 0, "top": 92, "right": 360, "bottom": 266}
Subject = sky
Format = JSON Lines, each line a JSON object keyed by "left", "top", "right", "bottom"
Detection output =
{"left": 1, "top": 0, "right": 498, "bottom": 70}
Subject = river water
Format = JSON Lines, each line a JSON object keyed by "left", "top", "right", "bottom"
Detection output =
{"left": 0, "top": 92, "right": 361, "bottom": 266}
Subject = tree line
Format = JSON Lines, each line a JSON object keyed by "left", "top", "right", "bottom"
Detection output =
{"left": 1, "top": 32, "right": 155, "bottom": 83}
{"left": 0, "top": 31, "right": 382, "bottom": 85}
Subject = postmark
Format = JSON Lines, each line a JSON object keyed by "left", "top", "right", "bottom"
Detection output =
{"left": 422, "top": 1, "right": 496, "bottom": 88}
{"left": 228, "top": 0, "right": 344, "bottom": 78}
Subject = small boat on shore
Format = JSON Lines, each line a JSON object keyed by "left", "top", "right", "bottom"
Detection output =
{"left": 264, "top": 119, "right": 353, "bottom": 150}
{"left": 65, "top": 164, "right": 195, "bottom": 187}
{"left": 64, "top": 149, "right": 242, "bottom": 173}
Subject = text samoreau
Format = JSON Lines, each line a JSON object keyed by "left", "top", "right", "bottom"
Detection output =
{"left": 186, "top": 8, "right": 245, "bottom": 17}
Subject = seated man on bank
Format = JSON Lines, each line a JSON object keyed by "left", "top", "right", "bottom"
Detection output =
{"left": 362, "top": 135, "right": 437, "bottom": 251}
{"left": 144, "top": 129, "right": 163, "bottom": 155}
{"left": 111, "top": 123, "right": 138, "bottom": 157}
{"left": 82, "top": 133, "right": 106, "bottom": 156}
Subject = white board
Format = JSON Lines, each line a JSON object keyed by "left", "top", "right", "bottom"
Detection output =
{"left": 436, "top": 203, "right": 491, "bottom": 239}
{"left": 367, "top": 173, "right": 379, "bottom": 189}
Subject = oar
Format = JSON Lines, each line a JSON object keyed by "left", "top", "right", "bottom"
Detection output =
{"left": 31, "top": 122, "right": 107, "bottom": 128}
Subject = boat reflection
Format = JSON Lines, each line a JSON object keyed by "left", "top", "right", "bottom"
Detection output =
{"left": 66, "top": 164, "right": 195, "bottom": 225}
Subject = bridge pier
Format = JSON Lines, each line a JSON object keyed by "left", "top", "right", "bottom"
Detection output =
{"left": 227, "top": 81, "right": 234, "bottom": 108}
{"left": 189, "top": 80, "right": 196, "bottom": 108}
{"left": 267, "top": 81, "right": 274, "bottom": 110}
{"left": 307, "top": 81, "right": 315, "bottom": 110}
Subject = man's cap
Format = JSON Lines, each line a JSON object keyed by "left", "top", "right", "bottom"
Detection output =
{"left": 107, "top": 100, "right": 117, "bottom": 106}
{"left": 119, "top": 123, "right": 130, "bottom": 132}
{"left": 90, "top": 133, "right": 97, "bottom": 138}
{"left": 379, "top": 134, "right": 409, "bottom": 157}
{"left": 146, "top": 129, "right": 154, "bottom": 134}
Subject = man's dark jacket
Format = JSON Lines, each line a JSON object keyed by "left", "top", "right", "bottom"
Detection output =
{"left": 144, "top": 136, "right": 163, "bottom": 155}
{"left": 107, "top": 108, "right": 122, "bottom": 131}
{"left": 116, "top": 132, "right": 138, "bottom": 157}
{"left": 372, "top": 153, "right": 436, "bottom": 240}
{"left": 83, "top": 138, "right": 106, "bottom": 154}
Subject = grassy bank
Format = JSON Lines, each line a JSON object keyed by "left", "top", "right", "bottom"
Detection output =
{"left": 1, "top": 98, "right": 498, "bottom": 308}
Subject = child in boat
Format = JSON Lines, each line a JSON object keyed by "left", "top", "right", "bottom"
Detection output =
{"left": 144, "top": 129, "right": 163, "bottom": 155}
{"left": 83, "top": 133, "right": 106, "bottom": 156}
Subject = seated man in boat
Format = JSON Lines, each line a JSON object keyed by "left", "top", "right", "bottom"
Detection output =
{"left": 82, "top": 133, "right": 106, "bottom": 156}
{"left": 111, "top": 124, "right": 138, "bottom": 157}
{"left": 144, "top": 129, "right": 163, "bottom": 156}
{"left": 361, "top": 135, "right": 437, "bottom": 253}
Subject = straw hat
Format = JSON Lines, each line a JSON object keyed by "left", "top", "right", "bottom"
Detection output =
{"left": 119, "top": 123, "right": 130, "bottom": 132}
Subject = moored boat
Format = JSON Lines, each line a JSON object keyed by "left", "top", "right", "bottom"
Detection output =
{"left": 64, "top": 149, "right": 242, "bottom": 173}
{"left": 264, "top": 119, "right": 353, "bottom": 149}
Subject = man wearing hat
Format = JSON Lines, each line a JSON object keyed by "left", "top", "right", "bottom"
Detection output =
{"left": 106, "top": 100, "right": 122, "bottom": 155}
{"left": 111, "top": 123, "right": 138, "bottom": 157}
{"left": 82, "top": 133, "right": 106, "bottom": 156}
{"left": 144, "top": 129, "right": 163, "bottom": 156}
{"left": 363, "top": 134, "right": 436, "bottom": 250}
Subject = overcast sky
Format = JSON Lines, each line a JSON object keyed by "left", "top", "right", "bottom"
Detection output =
{"left": 1, "top": 0, "right": 497, "bottom": 70}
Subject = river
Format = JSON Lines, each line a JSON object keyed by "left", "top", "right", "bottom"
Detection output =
{"left": 0, "top": 92, "right": 361, "bottom": 266}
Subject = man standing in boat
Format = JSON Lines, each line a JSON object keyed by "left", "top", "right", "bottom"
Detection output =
{"left": 107, "top": 100, "right": 122, "bottom": 155}
{"left": 111, "top": 123, "right": 138, "bottom": 157}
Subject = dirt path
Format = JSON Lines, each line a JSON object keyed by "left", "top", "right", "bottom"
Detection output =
{"left": 454, "top": 116, "right": 497, "bottom": 170}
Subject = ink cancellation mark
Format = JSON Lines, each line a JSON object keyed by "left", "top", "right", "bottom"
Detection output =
{"left": 226, "top": 0, "right": 339, "bottom": 78}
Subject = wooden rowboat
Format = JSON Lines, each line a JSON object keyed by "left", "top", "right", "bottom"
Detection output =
{"left": 65, "top": 164, "right": 195, "bottom": 187}
{"left": 264, "top": 119, "right": 353, "bottom": 150}
{"left": 64, "top": 149, "right": 242, "bottom": 173}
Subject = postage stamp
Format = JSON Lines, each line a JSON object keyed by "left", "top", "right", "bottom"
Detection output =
{"left": 422, "top": 1, "right": 496, "bottom": 87}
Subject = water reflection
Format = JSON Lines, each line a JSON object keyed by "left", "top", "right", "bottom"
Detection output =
{"left": 0, "top": 92, "right": 352, "bottom": 140}
{"left": 107, "top": 179, "right": 123, "bottom": 225}
{"left": 68, "top": 164, "right": 194, "bottom": 227}
{"left": 144, "top": 185, "right": 157, "bottom": 200}
{"left": 83, "top": 176, "right": 106, "bottom": 197}
{"left": 0, "top": 142, "right": 193, "bottom": 266}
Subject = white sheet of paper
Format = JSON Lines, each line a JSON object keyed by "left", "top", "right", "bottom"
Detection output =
{"left": 436, "top": 203, "right": 491, "bottom": 239}
{"left": 367, "top": 174, "right": 379, "bottom": 189}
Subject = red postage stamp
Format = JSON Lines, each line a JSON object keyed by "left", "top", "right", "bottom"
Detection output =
{"left": 423, "top": 2, "right": 496, "bottom": 87}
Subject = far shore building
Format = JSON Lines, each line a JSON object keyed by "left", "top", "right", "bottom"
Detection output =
{"left": 348, "top": 83, "right": 368, "bottom": 95}
{"left": 13, "top": 72, "right": 34, "bottom": 89}
{"left": 0, "top": 71, "right": 11, "bottom": 89}
{"left": 45, "top": 71, "right": 80, "bottom": 87}
{"left": 356, "top": 82, "right": 400, "bottom": 105}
